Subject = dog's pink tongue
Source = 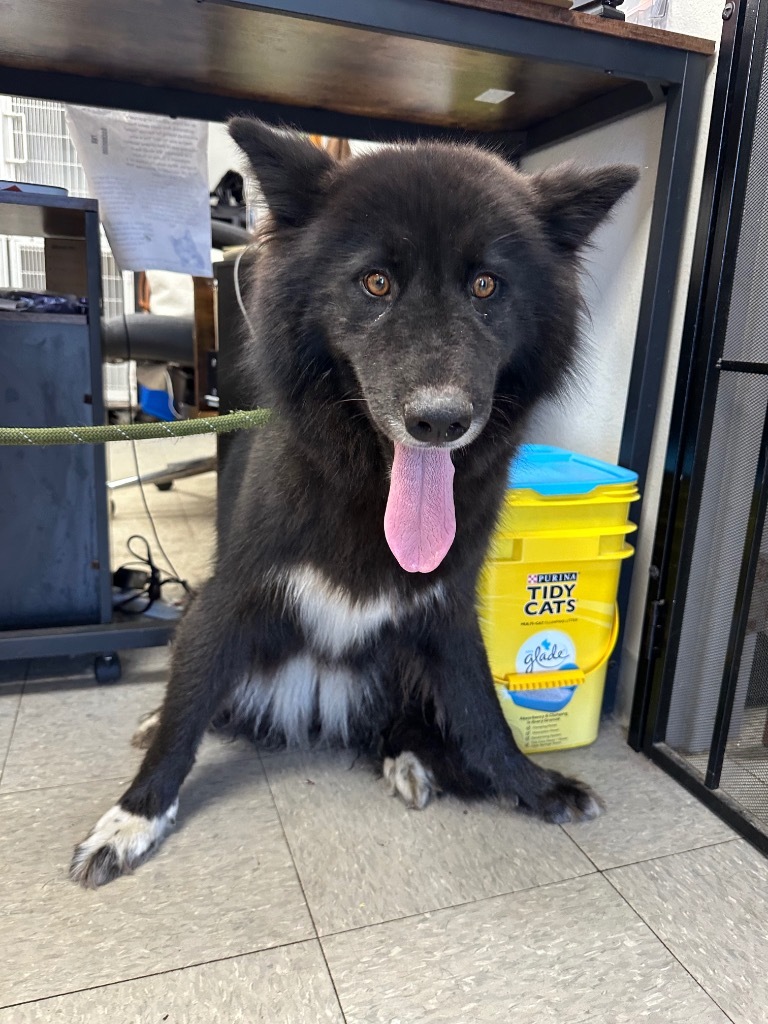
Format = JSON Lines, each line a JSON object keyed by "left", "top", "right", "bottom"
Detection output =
{"left": 385, "top": 444, "right": 456, "bottom": 573}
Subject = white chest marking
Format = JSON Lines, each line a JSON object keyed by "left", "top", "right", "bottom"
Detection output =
{"left": 281, "top": 564, "right": 445, "bottom": 658}
{"left": 231, "top": 655, "right": 364, "bottom": 747}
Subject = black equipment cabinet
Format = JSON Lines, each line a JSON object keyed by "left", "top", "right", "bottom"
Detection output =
{"left": 0, "top": 311, "right": 110, "bottom": 629}
{"left": 0, "top": 192, "right": 171, "bottom": 681}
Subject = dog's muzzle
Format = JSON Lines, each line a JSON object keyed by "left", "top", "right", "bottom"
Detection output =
{"left": 402, "top": 388, "right": 473, "bottom": 446}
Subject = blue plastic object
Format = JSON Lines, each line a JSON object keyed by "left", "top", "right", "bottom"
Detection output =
{"left": 509, "top": 445, "right": 637, "bottom": 495}
{"left": 138, "top": 384, "right": 177, "bottom": 423}
{"left": 508, "top": 685, "right": 578, "bottom": 713}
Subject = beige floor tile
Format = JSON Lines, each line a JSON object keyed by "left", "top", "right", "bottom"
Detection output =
{"left": 322, "top": 873, "right": 729, "bottom": 1024}
{"left": 262, "top": 749, "right": 594, "bottom": 935}
{"left": 0, "top": 759, "right": 313, "bottom": 1006}
{"left": 108, "top": 435, "right": 217, "bottom": 592}
{"left": 608, "top": 839, "right": 768, "bottom": 1024}
{"left": 0, "top": 649, "right": 257, "bottom": 793}
{"left": 1, "top": 677, "right": 165, "bottom": 793}
{"left": 0, "top": 941, "right": 342, "bottom": 1023}
{"left": 535, "top": 721, "right": 736, "bottom": 868}
{"left": 107, "top": 435, "right": 216, "bottom": 480}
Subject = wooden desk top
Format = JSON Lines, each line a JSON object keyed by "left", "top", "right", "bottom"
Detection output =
{"left": 0, "top": 0, "right": 715, "bottom": 137}
{"left": 438, "top": 0, "right": 714, "bottom": 55}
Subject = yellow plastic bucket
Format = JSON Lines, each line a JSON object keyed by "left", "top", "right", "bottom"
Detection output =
{"left": 478, "top": 446, "right": 639, "bottom": 753}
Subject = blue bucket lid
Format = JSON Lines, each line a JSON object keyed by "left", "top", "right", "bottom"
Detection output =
{"left": 509, "top": 445, "right": 637, "bottom": 495}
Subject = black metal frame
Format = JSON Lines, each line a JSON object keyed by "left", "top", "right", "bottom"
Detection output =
{"left": 84, "top": 204, "right": 113, "bottom": 626}
{"left": 704, "top": 398, "right": 768, "bottom": 788}
{"left": 0, "top": 1, "right": 712, "bottom": 695}
{"left": 630, "top": 0, "right": 768, "bottom": 855}
{"left": 647, "top": 741, "right": 768, "bottom": 854}
{"left": 604, "top": 50, "right": 709, "bottom": 711}
{"left": 0, "top": 619, "right": 173, "bottom": 660}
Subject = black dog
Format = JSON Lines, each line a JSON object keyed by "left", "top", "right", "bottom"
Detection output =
{"left": 71, "top": 120, "right": 637, "bottom": 887}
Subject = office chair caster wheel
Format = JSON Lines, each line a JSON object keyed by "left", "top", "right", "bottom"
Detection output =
{"left": 156, "top": 481, "right": 174, "bottom": 491}
{"left": 94, "top": 652, "right": 122, "bottom": 684}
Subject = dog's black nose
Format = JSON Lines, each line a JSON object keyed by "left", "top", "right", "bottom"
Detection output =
{"left": 404, "top": 395, "right": 473, "bottom": 444}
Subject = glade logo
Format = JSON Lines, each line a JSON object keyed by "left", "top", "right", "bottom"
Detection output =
{"left": 516, "top": 629, "right": 578, "bottom": 675}
{"left": 524, "top": 571, "right": 579, "bottom": 616}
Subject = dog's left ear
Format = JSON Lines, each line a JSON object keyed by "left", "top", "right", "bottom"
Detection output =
{"left": 228, "top": 116, "right": 335, "bottom": 227}
{"left": 528, "top": 163, "right": 639, "bottom": 252}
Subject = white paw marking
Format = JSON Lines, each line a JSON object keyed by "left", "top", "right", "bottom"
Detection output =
{"left": 70, "top": 800, "right": 178, "bottom": 884}
{"left": 383, "top": 752, "right": 437, "bottom": 810}
{"left": 131, "top": 709, "right": 161, "bottom": 748}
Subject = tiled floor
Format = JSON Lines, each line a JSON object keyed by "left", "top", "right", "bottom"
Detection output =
{"left": 107, "top": 433, "right": 218, "bottom": 592}
{"left": 0, "top": 437, "right": 765, "bottom": 1022}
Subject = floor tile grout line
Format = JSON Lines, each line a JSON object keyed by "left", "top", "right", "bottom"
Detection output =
{"left": 311, "top": 924, "right": 350, "bottom": 1023}
{"left": 557, "top": 820, "right": 602, "bottom": 874}
{"left": 316, "top": 865, "right": 601, "bottom": 943}
{"left": 0, "top": 935, "right": 326, "bottom": 1013}
{"left": 0, "top": 774, "right": 133, "bottom": 798}
{"left": 258, "top": 750, "right": 349, "bottom": 1024}
{"left": 0, "top": 751, "right": 261, "bottom": 798}
{"left": 599, "top": 835, "right": 743, "bottom": 873}
{"left": 602, "top": 871, "right": 738, "bottom": 1024}
{"left": 0, "top": 668, "right": 27, "bottom": 787}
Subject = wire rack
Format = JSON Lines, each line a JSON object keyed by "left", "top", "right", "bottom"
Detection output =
{"left": 0, "top": 95, "right": 133, "bottom": 319}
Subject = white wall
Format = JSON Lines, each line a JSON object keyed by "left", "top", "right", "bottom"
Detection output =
{"left": 521, "top": 0, "right": 725, "bottom": 721}
{"left": 521, "top": 106, "right": 664, "bottom": 461}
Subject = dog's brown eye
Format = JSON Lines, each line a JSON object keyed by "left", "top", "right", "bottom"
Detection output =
{"left": 363, "top": 271, "right": 391, "bottom": 298}
{"left": 471, "top": 273, "right": 496, "bottom": 299}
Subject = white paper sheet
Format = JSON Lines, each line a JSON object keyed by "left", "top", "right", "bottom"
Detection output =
{"left": 65, "top": 106, "right": 212, "bottom": 277}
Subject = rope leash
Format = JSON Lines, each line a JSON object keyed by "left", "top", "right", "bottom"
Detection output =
{"left": 0, "top": 408, "right": 271, "bottom": 446}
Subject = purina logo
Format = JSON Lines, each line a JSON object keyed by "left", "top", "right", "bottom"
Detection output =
{"left": 524, "top": 571, "right": 579, "bottom": 617}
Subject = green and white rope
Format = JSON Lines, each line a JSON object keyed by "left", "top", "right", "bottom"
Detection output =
{"left": 0, "top": 408, "right": 271, "bottom": 446}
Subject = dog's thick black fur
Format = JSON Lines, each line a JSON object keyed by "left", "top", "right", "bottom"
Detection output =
{"left": 71, "top": 120, "right": 637, "bottom": 887}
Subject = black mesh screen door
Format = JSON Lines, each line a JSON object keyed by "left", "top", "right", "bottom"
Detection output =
{"left": 631, "top": 0, "right": 768, "bottom": 854}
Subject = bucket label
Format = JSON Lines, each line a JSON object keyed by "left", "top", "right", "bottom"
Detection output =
{"left": 512, "top": 629, "right": 579, "bottom": 719}
{"left": 516, "top": 629, "right": 578, "bottom": 675}
{"left": 524, "top": 571, "right": 579, "bottom": 617}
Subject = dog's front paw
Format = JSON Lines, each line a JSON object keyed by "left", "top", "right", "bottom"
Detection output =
{"left": 69, "top": 801, "right": 178, "bottom": 888}
{"left": 383, "top": 752, "right": 438, "bottom": 810}
{"left": 521, "top": 769, "right": 603, "bottom": 825}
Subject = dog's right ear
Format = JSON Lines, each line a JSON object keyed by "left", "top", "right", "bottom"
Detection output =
{"left": 228, "top": 117, "right": 334, "bottom": 227}
{"left": 528, "top": 163, "right": 639, "bottom": 253}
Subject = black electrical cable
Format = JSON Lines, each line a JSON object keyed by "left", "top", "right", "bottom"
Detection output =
{"left": 113, "top": 534, "right": 188, "bottom": 614}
